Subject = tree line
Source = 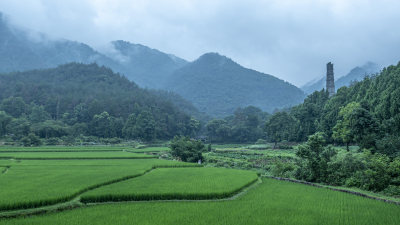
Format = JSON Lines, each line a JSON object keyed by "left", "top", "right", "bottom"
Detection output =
{"left": 266, "top": 62, "right": 400, "bottom": 196}
{"left": 0, "top": 63, "right": 200, "bottom": 145}
{"left": 265, "top": 62, "right": 400, "bottom": 158}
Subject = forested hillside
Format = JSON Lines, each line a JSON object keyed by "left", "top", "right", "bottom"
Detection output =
{"left": 165, "top": 53, "right": 305, "bottom": 117}
{"left": 262, "top": 62, "right": 400, "bottom": 195}
{"left": 0, "top": 63, "right": 200, "bottom": 144}
{"left": 267, "top": 61, "right": 400, "bottom": 153}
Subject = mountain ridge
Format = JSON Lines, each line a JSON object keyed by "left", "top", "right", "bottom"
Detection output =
{"left": 164, "top": 52, "right": 305, "bottom": 117}
{"left": 1, "top": 12, "right": 305, "bottom": 117}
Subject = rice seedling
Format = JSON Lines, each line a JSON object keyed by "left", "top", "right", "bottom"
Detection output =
{"left": 0, "top": 159, "right": 191, "bottom": 211}
{"left": 2, "top": 178, "right": 400, "bottom": 225}
{"left": 81, "top": 167, "right": 258, "bottom": 203}
{"left": 0, "top": 151, "right": 156, "bottom": 160}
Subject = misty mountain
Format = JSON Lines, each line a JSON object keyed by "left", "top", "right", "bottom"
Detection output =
{"left": 164, "top": 53, "right": 305, "bottom": 117}
{"left": 0, "top": 13, "right": 186, "bottom": 89}
{"left": 302, "top": 62, "right": 381, "bottom": 94}
{"left": 0, "top": 13, "right": 117, "bottom": 72}
{"left": 104, "top": 40, "right": 188, "bottom": 88}
{"left": 1, "top": 12, "right": 305, "bottom": 118}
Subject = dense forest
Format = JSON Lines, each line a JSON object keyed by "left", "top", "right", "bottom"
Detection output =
{"left": 263, "top": 62, "right": 400, "bottom": 195}
{"left": 205, "top": 106, "right": 270, "bottom": 143}
{"left": 265, "top": 62, "right": 400, "bottom": 156}
{"left": 0, "top": 63, "right": 200, "bottom": 145}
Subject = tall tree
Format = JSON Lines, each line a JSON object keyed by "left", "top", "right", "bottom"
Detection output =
{"left": 332, "top": 102, "right": 360, "bottom": 150}
{"left": 265, "top": 112, "right": 296, "bottom": 148}
{"left": 0, "top": 111, "right": 12, "bottom": 136}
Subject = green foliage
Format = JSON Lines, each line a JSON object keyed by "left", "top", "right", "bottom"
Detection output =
{"left": 206, "top": 119, "right": 231, "bottom": 142}
{"left": 31, "top": 120, "right": 69, "bottom": 138}
{"left": 265, "top": 62, "right": 400, "bottom": 156}
{"left": 348, "top": 106, "right": 380, "bottom": 150}
{"left": 90, "top": 112, "right": 122, "bottom": 138}
{"left": 376, "top": 135, "right": 400, "bottom": 157}
{"left": 206, "top": 106, "right": 269, "bottom": 143}
{"left": 0, "top": 63, "right": 200, "bottom": 142}
{"left": 132, "top": 111, "right": 156, "bottom": 141}
{"left": 294, "top": 136, "right": 400, "bottom": 193}
{"left": 270, "top": 159, "right": 297, "bottom": 178}
{"left": 332, "top": 102, "right": 360, "bottom": 150}
{"left": 265, "top": 112, "right": 296, "bottom": 147}
{"left": 0, "top": 97, "right": 29, "bottom": 118}
{"left": 6, "top": 117, "right": 31, "bottom": 139}
{"left": 0, "top": 111, "right": 12, "bottom": 136}
{"left": 255, "top": 139, "right": 267, "bottom": 144}
{"left": 295, "top": 132, "right": 336, "bottom": 182}
{"left": 20, "top": 133, "right": 42, "bottom": 147}
{"left": 170, "top": 136, "right": 206, "bottom": 162}
{"left": 357, "top": 153, "right": 391, "bottom": 192}
{"left": 325, "top": 151, "right": 365, "bottom": 186}
{"left": 29, "top": 105, "right": 51, "bottom": 123}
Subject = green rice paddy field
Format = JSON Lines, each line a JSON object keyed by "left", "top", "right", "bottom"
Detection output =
{"left": 0, "top": 146, "right": 399, "bottom": 225}
{"left": 0, "top": 151, "right": 157, "bottom": 159}
{"left": 81, "top": 167, "right": 258, "bottom": 202}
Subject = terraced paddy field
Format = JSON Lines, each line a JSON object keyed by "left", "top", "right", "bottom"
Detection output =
{"left": 0, "top": 146, "right": 171, "bottom": 153}
{"left": 2, "top": 178, "right": 400, "bottom": 225}
{"left": 1, "top": 146, "right": 399, "bottom": 225}
{"left": 0, "top": 147, "right": 257, "bottom": 214}
{"left": 0, "top": 146, "right": 130, "bottom": 152}
{"left": 128, "top": 146, "right": 170, "bottom": 153}
{"left": 0, "top": 159, "right": 194, "bottom": 210}
{"left": 81, "top": 167, "right": 258, "bottom": 202}
{"left": 0, "top": 151, "right": 157, "bottom": 160}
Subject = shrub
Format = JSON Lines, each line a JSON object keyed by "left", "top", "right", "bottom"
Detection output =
{"left": 383, "top": 185, "right": 400, "bottom": 197}
{"left": 20, "top": 133, "right": 42, "bottom": 146}
{"left": 46, "top": 137, "right": 61, "bottom": 146}
{"left": 271, "top": 160, "right": 297, "bottom": 178}
{"left": 255, "top": 139, "right": 268, "bottom": 144}
{"left": 170, "top": 136, "right": 205, "bottom": 163}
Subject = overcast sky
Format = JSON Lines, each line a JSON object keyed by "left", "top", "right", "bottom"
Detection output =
{"left": 1, "top": 0, "right": 400, "bottom": 86}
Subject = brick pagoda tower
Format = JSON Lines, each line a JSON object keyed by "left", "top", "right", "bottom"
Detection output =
{"left": 326, "top": 62, "right": 335, "bottom": 97}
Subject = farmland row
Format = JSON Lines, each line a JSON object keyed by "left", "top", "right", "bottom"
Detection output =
{"left": 3, "top": 178, "right": 400, "bottom": 225}
{"left": 0, "top": 163, "right": 202, "bottom": 211}
{"left": 267, "top": 176, "right": 400, "bottom": 205}
{"left": 81, "top": 167, "right": 259, "bottom": 203}
{"left": 0, "top": 151, "right": 157, "bottom": 160}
